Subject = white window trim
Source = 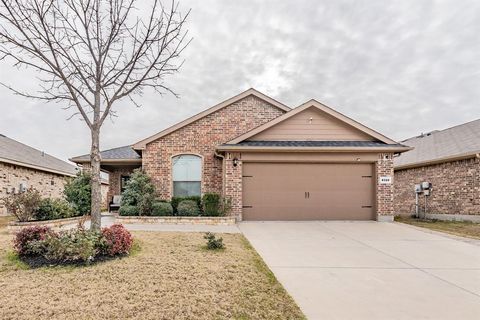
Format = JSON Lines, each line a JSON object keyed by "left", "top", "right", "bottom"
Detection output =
{"left": 170, "top": 153, "right": 203, "bottom": 197}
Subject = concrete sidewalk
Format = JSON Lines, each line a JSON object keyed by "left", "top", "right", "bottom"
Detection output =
{"left": 240, "top": 221, "right": 480, "bottom": 320}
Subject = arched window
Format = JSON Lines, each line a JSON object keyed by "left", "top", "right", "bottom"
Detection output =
{"left": 172, "top": 154, "right": 201, "bottom": 197}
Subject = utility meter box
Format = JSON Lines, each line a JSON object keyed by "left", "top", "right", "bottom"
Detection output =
{"left": 421, "top": 181, "right": 431, "bottom": 190}
{"left": 414, "top": 184, "right": 422, "bottom": 193}
{"left": 19, "top": 182, "right": 27, "bottom": 193}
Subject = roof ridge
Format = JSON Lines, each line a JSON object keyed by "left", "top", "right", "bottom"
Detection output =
{"left": 132, "top": 88, "right": 290, "bottom": 150}
{"left": 0, "top": 134, "right": 71, "bottom": 164}
{"left": 402, "top": 118, "right": 480, "bottom": 142}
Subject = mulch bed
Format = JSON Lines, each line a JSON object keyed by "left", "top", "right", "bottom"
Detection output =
{"left": 19, "top": 254, "right": 126, "bottom": 268}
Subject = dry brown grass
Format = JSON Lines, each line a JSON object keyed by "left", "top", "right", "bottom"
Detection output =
{"left": 396, "top": 216, "right": 480, "bottom": 240}
{"left": 0, "top": 216, "right": 14, "bottom": 228}
{"left": 0, "top": 227, "right": 305, "bottom": 320}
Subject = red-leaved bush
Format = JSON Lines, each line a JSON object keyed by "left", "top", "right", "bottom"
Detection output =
{"left": 101, "top": 224, "right": 133, "bottom": 256}
{"left": 14, "top": 226, "right": 54, "bottom": 255}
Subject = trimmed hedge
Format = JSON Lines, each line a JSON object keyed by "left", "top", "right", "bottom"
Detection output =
{"left": 119, "top": 205, "right": 138, "bottom": 216}
{"left": 151, "top": 202, "right": 173, "bottom": 216}
{"left": 177, "top": 200, "right": 200, "bottom": 216}
{"left": 171, "top": 196, "right": 201, "bottom": 214}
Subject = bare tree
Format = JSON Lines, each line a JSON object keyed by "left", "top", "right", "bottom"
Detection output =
{"left": 0, "top": 0, "right": 190, "bottom": 230}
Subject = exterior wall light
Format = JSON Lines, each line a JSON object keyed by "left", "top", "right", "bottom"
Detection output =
{"left": 232, "top": 157, "right": 239, "bottom": 167}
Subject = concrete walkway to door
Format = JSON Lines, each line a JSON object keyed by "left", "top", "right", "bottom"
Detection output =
{"left": 239, "top": 221, "right": 480, "bottom": 320}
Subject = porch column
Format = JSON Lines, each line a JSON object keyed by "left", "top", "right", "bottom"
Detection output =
{"left": 376, "top": 153, "right": 395, "bottom": 221}
{"left": 224, "top": 152, "right": 242, "bottom": 221}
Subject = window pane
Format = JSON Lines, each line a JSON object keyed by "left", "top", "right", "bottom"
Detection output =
{"left": 173, "top": 182, "right": 201, "bottom": 197}
{"left": 172, "top": 155, "right": 201, "bottom": 182}
{"left": 121, "top": 175, "right": 130, "bottom": 192}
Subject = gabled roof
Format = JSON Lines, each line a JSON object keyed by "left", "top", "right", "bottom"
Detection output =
{"left": 132, "top": 88, "right": 290, "bottom": 150}
{"left": 394, "top": 119, "right": 480, "bottom": 169}
{"left": 226, "top": 99, "right": 399, "bottom": 145}
{"left": 0, "top": 134, "right": 78, "bottom": 176}
{"left": 70, "top": 145, "right": 141, "bottom": 164}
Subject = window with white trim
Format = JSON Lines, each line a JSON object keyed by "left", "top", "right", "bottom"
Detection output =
{"left": 172, "top": 154, "right": 201, "bottom": 197}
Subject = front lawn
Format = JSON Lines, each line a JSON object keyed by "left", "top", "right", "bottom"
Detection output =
{"left": 0, "top": 216, "right": 14, "bottom": 228}
{"left": 0, "top": 227, "right": 304, "bottom": 319}
{"left": 395, "top": 216, "right": 480, "bottom": 240}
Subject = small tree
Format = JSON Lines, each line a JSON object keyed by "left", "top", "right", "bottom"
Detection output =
{"left": 120, "top": 169, "right": 156, "bottom": 215}
{"left": 0, "top": 0, "right": 190, "bottom": 230}
{"left": 64, "top": 171, "right": 91, "bottom": 215}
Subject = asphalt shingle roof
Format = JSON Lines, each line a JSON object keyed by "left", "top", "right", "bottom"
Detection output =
{"left": 70, "top": 145, "right": 141, "bottom": 162}
{"left": 226, "top": 140, "right": 405, "bottom": 147}
{"left": 0, "top": 134, "right": 78, "bottom": 176}
{"left": 394, "top": 119, "right": 480, "bottom": 168}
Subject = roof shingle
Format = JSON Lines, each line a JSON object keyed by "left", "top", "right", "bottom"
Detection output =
{"left": 70, "top": 145, "right": 141, "bottom": 163}
{"left": 394, "top": 119, "right": 480, "bottom": 168}
{"left": 0, "top": 134, "right": 78, "bottom": 176}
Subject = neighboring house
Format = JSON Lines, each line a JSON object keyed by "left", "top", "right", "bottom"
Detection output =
{"left": 0, "top": 134, "right": 79, "bottom": 215}
{"left": 394, "top": 119, "right": 480, "bottom": 221}
{"left": 71, "top": 89, "right": 410, "bottom": 221}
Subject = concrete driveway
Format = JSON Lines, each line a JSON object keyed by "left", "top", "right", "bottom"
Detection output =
{"left": 239, "top": 221, "right": 480, "bottom": 320}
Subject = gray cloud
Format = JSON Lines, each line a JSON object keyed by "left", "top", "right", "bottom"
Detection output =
{"left": 1, "top": 0, "right": 479, "bottom": 162}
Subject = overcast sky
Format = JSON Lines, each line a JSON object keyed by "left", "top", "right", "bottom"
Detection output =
{"left": 0, "top": 0, "right": 479, "bottom": 163}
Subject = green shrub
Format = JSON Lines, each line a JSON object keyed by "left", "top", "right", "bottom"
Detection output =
{"left": 171, "top": 196, "right": 201, "bottom": 214}
{"left": 204, "top": 232, "right": 225, "bottom": 250}
{"left": 43, "top": 228, "right": 102, "bottom": 262}
{"left": 35, "top": 198, "right": 75, "bottom": 221}
{"left": 120, "top": 169, "right": 156, "bottom": 215}
{"left": 202, "top": 193, "right": 221, "bottom": 216}
{"left": 151, "top": 202, "right": 173, "bottom": 216}
{"left": 64, "top": 172, "right": 91, "bottom": 215}
{"left": 119, "top": 205, "right": 138, "bottom": 216}
{"left": 177, "top": 200, "right": 200, "bottom": 216}
{"left": 1, "top": 188, "right": 42, "bottom": 222}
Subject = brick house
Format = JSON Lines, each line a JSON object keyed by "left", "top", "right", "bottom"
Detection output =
{"left": 394, "top": 119, "right": 480, "bottom": 221}
{"left": 71, "top": 89, "right": 410, "bottom": 221}
{"left": 0, "top": 134, "right": 79, "bottom": 215}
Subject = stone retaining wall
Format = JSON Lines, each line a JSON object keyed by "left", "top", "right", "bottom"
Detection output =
{"left": 7, "top": 216, "right": 90, "bottom": 232}
{"left": 116, "top": 216, "right": 236, "bottom": 225}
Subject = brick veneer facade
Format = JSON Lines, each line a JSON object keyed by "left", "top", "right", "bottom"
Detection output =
{"left": 224, "top": 152, "right": 243, "bottom": 220}
{"left": 0, "top": 162, "right": 70, "bottom": 215}
{"left": 394, "top": 157, "right": 480, "bottom": 216}
{"left": 107, "top": 167, "right": 138, "bottom": 204}
{"left": 142, "top": 95, "right": 285, "bottom": 199}
{"left": 376, "top": 153, "right": 395, "bottom": 219}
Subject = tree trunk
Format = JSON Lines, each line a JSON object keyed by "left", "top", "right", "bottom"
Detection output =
{"left": 90, "top": 127, "right": 102, "bottom": 231}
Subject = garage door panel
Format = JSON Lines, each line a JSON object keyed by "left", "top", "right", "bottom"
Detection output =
{"left": 242, "top": 163, "right": 375, "bottom": 221}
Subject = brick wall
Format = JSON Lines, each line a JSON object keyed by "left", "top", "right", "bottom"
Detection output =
{"left": 224, "top": 152, "right": 242, "bottom": 220}
{"left": 107, "top": 167, "right": 138, "bottom": 204}
{"left": 394, "top": 157, "right": 480, "bottom": 216}
{"left": 0, "top": 162, "right": 70, "bottom": 215}
{"left": 143, "top": 95, "right": 285, "bottom": 200}
{"left": 376, "top": 153, "right": 395, "bottom": 218}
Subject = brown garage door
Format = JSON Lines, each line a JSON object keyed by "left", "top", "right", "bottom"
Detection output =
{"left": 242, "top": 163, "right": 375, "bottom": 220}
